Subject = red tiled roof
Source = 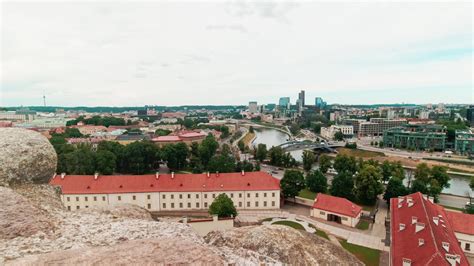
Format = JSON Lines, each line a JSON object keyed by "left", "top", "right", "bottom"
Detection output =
{"left": 390, "top": 192, "right": 468, "bottom": 266}
{"left": 152, "top": 136, "right": 182, "bottom": 142}
{"left": 179, "top": 132, "right": 206, "bottom": 138}
{"left": 49, "top": 171, "right": 280, "bottom": 194}
{"left": 446, "top": 211, "right": 474, "bottom": 235}
{"left": 311, "top": 193, "right": 362, "bottom": 218}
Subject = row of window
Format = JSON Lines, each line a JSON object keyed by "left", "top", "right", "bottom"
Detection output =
{"left": 161, "top": 200, "right": 276, "bottom": 209}
{"left": 67, "top": 192, "right": 278, "bottom": 202}
{"left": 459, "top": 242, "right": 471, "bottom": 251}
{"left": 67, "top": 200, "right": 277, "bottom": 211}
{"left": 162, "top": 192, "right": 276, "bottom": 200}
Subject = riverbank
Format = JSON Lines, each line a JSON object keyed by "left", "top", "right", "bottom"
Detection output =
{"left": 242, "top": 131, "right": 256, "bottom": 149}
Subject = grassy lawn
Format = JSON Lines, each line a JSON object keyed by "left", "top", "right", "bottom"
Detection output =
{"left": 336, "top": 148, "right": 385, "bottom": 158}
{"left": 339, "top": 239, "right": 380, "bottom": 266}
{"left": 356, "top": 220, "right": 370, "bottom": 230}
{"left": 261, "top": 217, "right": 273, "bottom": 222}
{"left": 272, "top": 220, "right": 305, "bottom": 230}
{"left": 308, "top": 224, "right": 330, "bottom": 240}
{"left": 298, "top": 189, "right": 317, "bottom": 200}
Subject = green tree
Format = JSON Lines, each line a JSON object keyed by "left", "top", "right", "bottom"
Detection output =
{"left": 95, "top": 150, "right": 116, "bottom": 175}
{"left": 289, "top": 123, "right": 300, "bottom": 135}
{"left": 64, "top": 128, "right": 83, "bottom": 138}
{"left": 354, "top": 164, "right": 384, "bottom": 205}
{"left": 334, "top": 130, "right": 344, "bottom": 141}
{"left": 155, "top": 129, "right": 171, "bottom": 136}
{"left": 97, "top": 141, "right": 125, "bottom": 172}
{"left": 199, "top": 134, "right": 219, "bottom": 166}
{"left": 383, "top": 178, "right": 408, "bottom": 205}
{"left": 255, "top": 143, "right": 268, "bottom": 162}
{"left": 330, "top": 172, "right": 355, "bottom": 201}
{"left": 208, "top": 145, "right": 236, "bottom": 173}
{"left": 122, "top": 141, "right": 160, "bottom": 174}
{"left": 318, "top": 154, "right": 331, "bottom": 174}
{"left": 269, "top": 146, "right": 285, "bottom": 166}
{"left": 162, "top": 143, "right": 189, "bottom": 170}
{"left": 64, "top": 148, "right": 96, "bottom": 174}
{"left": 280, "top": 170, "right": 305, "bottom": 201}
{"left": 237, "top": 140, "right": 245, "bottom": 152}
{"left": 302, "top": 150, "right": 316, "bottom": 171}
{"left": 306, "top": 170, "right": 327, "bottom": 193}
{"left": 282, "top": 152, "right": 297, "bottom": 168}
{"left": 209, "top": 194, "right": 237, "bottom": 218}
{"left": 429, "top": 166, "right": 450, "bottom": 201}
{"left": 410, "top": 164, "right": 450, "bottom": 202}
{"left": 249, "top": 126, "right": 254, "bottom": 133}
{"left": 333, "top": 154, "right": 358, "bottom": 175}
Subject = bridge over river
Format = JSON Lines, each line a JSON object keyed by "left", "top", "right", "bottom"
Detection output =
{"left": 277, "top": 140, "right": 345, "bottom": 152}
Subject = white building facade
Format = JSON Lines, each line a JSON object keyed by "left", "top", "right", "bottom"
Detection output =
{"left": 50, "top": 172, "right": 281, "bottom": 212}
{"left": 320, "top": 125, "right": 354, "bottom": 139}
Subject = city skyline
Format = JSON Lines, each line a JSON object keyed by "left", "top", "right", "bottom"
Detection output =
{"left": 2, "top": 1, "right": 472, "bottom": 107}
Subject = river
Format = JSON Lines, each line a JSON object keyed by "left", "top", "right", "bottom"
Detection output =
{"left": 252, "top": 128, "right": 473, "bottom": 197}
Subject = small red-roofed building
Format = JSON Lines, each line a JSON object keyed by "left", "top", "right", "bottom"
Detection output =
{"left": 446, "top": 211, "right": 474, "bottom": 255}
{"left": 390, "top": 192, "right": 469, "bottom": 266}
{"left": 49, "top": 171, "right": 280, "bottom": 212}
{"left": 152, "top": 130, "right": 207, "bottom": 146}
{"left": 310, "top": 193, "right": 362, "bottom": 227}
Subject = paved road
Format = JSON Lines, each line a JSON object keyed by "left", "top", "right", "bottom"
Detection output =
{"left": 438, "top": 194, "right": 471, "bottom": 209}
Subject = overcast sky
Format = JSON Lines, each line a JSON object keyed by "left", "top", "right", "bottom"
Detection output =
{"left": 1, "top": 1, "right": 472, "bottom": 107}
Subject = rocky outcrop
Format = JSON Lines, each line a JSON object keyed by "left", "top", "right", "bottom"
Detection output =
{"left": 79, "top": 204, "right": 153, "bottom": 220}
{"left": 205, "top": 225, "right": 364, "bottom": 265}
{"left": 0, "top": 128, "right": 57, "bottom": 185}
{"left": 0, "top": 186, "right": 56, "bottom": 240}
{"left": 8, "top": 238, "right": 224, "bottom": 265}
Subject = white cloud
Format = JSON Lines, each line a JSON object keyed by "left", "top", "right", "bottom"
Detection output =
{"left": 1, "top": 1, "right": 472, "bottom": 106}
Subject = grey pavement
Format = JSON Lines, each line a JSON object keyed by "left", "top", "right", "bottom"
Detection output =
{"left": 263, "top": 217, "right": 316, "bottom": 233}
{"left": 237, "top": 209, "right": 389, "bottom": 251}
{"left": 439, "top": 194, "right": 471, "bottom": 209}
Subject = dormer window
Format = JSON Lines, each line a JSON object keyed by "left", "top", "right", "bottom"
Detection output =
{"left": 433, "top": 216, "right": 439, "bottom": 225}
{"left": 442, "top": 242, "right": 450, "bottom": 252}
{"left": 411, "top": 216, "right": 417, "bottom": 224}
{"left": 415, "top": 222, "right": 425, "bottom": 233}
{"left": 399, "top": 223, "right": 406, "bottom": 231}
{"left": 418, "top": 238, "right": 424, "bottom": 246}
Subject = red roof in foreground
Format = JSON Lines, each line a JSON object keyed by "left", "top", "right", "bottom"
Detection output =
{"left": 311, "top": 193, "right": 362, "bottom": 218}
{"left": 446, "top": 211, "right": 474, "bottom": 235}
{"left": 390, "top": 192, "right": 468, "bottom": 266}
{"left": 49, "top": 171, "right": 280, "bottom": 194}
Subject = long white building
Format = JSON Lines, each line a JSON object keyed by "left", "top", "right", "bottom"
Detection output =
{"left": 49, "top": 171, "right": 281, "bottom": 212}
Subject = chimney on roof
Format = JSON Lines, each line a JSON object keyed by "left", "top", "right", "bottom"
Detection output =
{"left": 241, "top": 170, "right": 245, "bottom": 176}
{"left": 155, "top": 171, "right": 160, "bottom": 179}
{"left": 60, "top": 173, "right": 66, "bottom": 179}
{"left": 415, "top": 222, "right": 425, "bottom": 233}
{"left": 216, "top": 171, "right": 219, "bottom": 177}
{"left": 411, "top": 216, "right": 417, "bottom": 224}
{"left": 52, "top": 173, "right": 57, "bottom": 179}
{"left": 418, "top": 238, "right": 424, "bottom": 246}
{"left": 171, "top": 172, "right": 175, "bottom": 179}
{"left": 402, "top": 258, "right": 411, "bottom": 266}
{"left": 94, "top": 172, "right": 99, "bottom": 180}
{"left": 207, "top": 172, "right": 210, "bottom": 178}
